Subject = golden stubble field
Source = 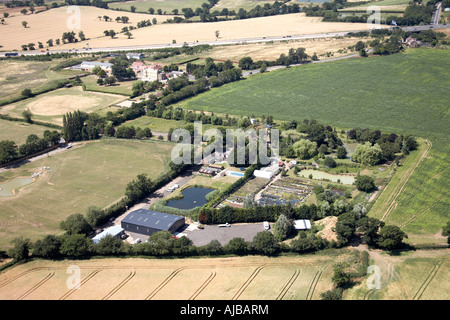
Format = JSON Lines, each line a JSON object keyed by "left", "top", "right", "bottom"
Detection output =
{"left": 0, "top": 8, "right": 371, "bottom": 51}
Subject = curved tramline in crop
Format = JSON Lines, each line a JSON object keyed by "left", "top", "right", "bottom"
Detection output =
{"left": 189, "top": 270, "right": 217, "bottom": 300}
{"left": 413, "top": 260, "right": 444, "bottom": 300}
{"left": 58, "top": 268, "right": 104, "bottom": 300}
{"left": 102, "top": 269, "right": 136, "bottom": 300}
{"left": 17, "top": 271, "right": 55, "bottom": 300}
{"left": 276, "top": 268, "right": 300, "bottom": 300}
{"left": 231, "top": 265, "right": 266, "bottom": 300}
{"left": 145, "top": 266, "right": 188, "bottom": 300}
{"left": 306, "top": 268, "right": 324, "bottom": 300}
{"left": 380, "top": 139, "right": 432, "bottom": 222}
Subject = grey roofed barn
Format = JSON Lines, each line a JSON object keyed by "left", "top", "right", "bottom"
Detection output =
{"left": 121, "top": 209, "right": 185, "bottom": 236}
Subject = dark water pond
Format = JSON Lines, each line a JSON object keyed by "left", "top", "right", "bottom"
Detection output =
{"left": 165, "top": 187, "right": 214, "bottom": 210}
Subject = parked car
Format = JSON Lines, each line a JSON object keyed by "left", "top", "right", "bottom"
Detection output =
{"left": 218, "top": 223, "right": 231, "bottom": 228}
{"left": 263, "top": 221, "right": 270, "bottom": 230}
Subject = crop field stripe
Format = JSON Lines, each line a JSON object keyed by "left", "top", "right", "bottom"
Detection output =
{"left": 231, "top": 265, "right": 266, "bottom": 300}
{"left": 17, "top": 271, "right": 55, "bottom": 300}
{"left": 275, "top": 268, "right": 300, "bottom": 300}
{"left": 58, "top": 268, "right": 104, "bottom": 300}
{"left": 102, "top": 269, "right": 136, "bottom": 300}
{"left": 380, "top": 139, "right": 432, "bottom": 222}
{"left": 189, "top": 270, "right": 217, "bottom": 300}
{"left": 413, "top": 261, "right": 444, "bottom": 300}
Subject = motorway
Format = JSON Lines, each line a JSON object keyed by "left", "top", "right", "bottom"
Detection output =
{"left": 1, "top": 23, "right": 448, "bottom": 58}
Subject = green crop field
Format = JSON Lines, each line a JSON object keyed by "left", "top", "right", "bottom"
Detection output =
{"left": 178, "top": 48, "right": 450, "bottom": 244}
{"left": 0, "top": 138, "right": 174, "bottom": 249}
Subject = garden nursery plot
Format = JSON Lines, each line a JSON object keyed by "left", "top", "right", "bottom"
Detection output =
{"left": 259, "top": 177, "right": 314, "bottom": 207}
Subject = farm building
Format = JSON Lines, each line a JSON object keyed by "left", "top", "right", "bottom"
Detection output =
{"left": 293, "top": 219, "right": 311, "bottom": 230}
{"left": 79, "top": 61, "right": 113, "bottom": 72}
{"left": 121, "top": 209, "right": 185, "bottom": 236}
{"left": 254, "top": 163, "right": 279, "bottom": 179}
{"left": 92, "top": 225, "right": 125, "bottom": 244}
{"left": 126, "top": 52, "right": 145, "bottom": 60}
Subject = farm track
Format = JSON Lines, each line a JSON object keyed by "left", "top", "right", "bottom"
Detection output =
{"left": 379, "top": 139, "right": 432, "bottom": 222}
{"left": 276, "top": 269, "right": 300, "bottom": 300}
{"left": 189, "top": 270, "right": 217, "bottom": 300}
{"left": 413, "top": 260, "right": 444, "bottom": 300}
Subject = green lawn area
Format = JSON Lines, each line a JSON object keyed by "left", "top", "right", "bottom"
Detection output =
{"left": 178, "top": 48, "right": 450, "bottom": 243}
{"left": 121, "top": 115, "right": 186, "bottom": 133}
{"left": 0, "top": 138, "right": 175, "bottom": 249}
{"left": 0, "top": 119, "right": 51, "bottom": 145}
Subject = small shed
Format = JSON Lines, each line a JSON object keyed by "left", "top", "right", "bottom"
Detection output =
{"left": 92, "top": 225, "right": 125, "bottom": 244}
{"left": 293, "top": 219, "right": 311, "bottom": 230}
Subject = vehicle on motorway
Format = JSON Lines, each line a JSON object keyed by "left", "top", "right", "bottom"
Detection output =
{"left": 5, "top": 53, "right": 18, "bottom": 57}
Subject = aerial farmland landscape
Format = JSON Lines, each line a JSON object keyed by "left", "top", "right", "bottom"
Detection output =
{"left": 0, "top": 0, "right": 448, "bottom": 310}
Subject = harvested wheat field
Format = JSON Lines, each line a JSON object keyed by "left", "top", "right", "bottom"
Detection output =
{"left": 207, "top": 36, "right": 372, "bottom": 62}
{"left": 0, "top": 7, "right": 373, "bottom": 52}
{"left": 48, "top": 12, "right": 370, "bottom": 51}
{"left": 0, "top": 254, "right": 346, "bottom": 300}
{"left": 0, "top": 6, "right": 175, "bottom": 51}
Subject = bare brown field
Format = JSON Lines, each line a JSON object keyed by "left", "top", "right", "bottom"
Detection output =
{"left": 0, "top": 6, "right": 175, "bottom": 51}
{"left": 46, "top": 13, "right": 370, "bottom": 51}
{"left": 0, "top": 254, "right": 346, "bottom": 300}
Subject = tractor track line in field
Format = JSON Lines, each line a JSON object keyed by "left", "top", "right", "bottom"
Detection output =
{"left": 0, "top": 267, "right": 53, "bottom": 289}
{"left": 189, "top": 270, "right": 217, "bottom": 300}
{"left": 413, "top": 261, "right": 443, "bottom": 300}
{"left": 306, "top": 269, "right": 323, "bottom": 300}
{"left": 102, "top": 269, "right": 136, "bottom": 300}
{"left": 380, "top": 139, "right": 432, "bottom": 222}
{"left": 231, "top": 265, "right": 266, "bottom": 300}
{"left": 276, "top": 269, "right": 300, "bottom": 300}
{"left": 58, "top": 268, "right": 104, "bottom": 300}
{"left": 400, "top": 194, "right": 445, "bottom": 229}
{"left": 145, "top": 266, "right": 188, "bottom": 300}
{"left": 16, "top": 270, "right": 55, "bottom": 300}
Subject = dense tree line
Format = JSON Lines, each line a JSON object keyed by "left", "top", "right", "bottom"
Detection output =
{"left": 64, "top": 0, "right": 108, "bottom": 9}
{"left": 0, "top": 131, "right": 60, "bottom": 165}
{"left": 347, "top": 127, "right": 417, "bottom": 165}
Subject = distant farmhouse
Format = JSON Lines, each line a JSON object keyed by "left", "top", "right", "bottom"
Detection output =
{"left": 72, "top": 61, "right": 113, "bottom": 73}
{"left": 126, "top": 52, "right": 145, "bottom": 60}
{"left": 121, "top": 209, "right": 185, "bottom": 237}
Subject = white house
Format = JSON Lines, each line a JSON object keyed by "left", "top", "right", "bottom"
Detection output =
{"left": 142, "top": 65, "right": 163, "bottom": 82}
